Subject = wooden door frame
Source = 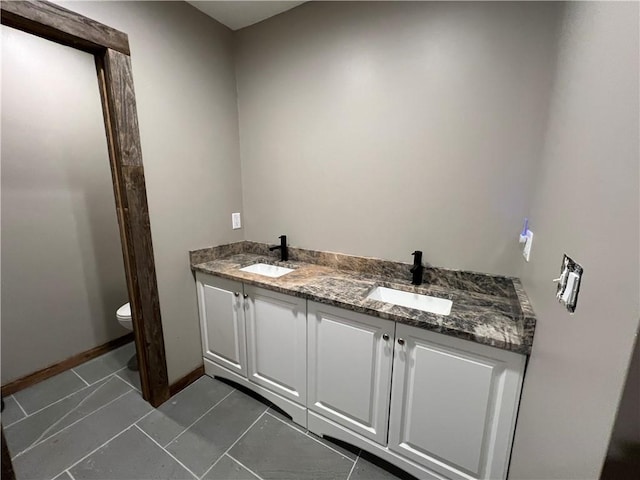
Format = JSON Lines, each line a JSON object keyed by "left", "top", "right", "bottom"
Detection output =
{"left": 0, "top": 1, "right": 170, "bottom": 408}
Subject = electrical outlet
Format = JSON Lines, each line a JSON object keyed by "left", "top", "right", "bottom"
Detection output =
{"left": 232, "top": 212, "right": 241, "bottom": 230}
{"left": 556, "top": 254, "right": 583, "bottom": 313}
{"left": 522, "top": 230, "right": 533, "bottom": 262}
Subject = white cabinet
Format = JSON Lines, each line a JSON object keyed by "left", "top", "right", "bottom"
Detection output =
{"left": 196, "top": 272, "right": 526, "bottom": 479}
{"left": 307, "top": 313, "right": 524, "bottom": 480}
{"left": 196, "top": 272, "right": 308, "bottom": 427}
{"left": 307, "top": 302, "right": 394, "bottom": 444}
{"left": 388, "top": 323, "right": 525, "bottom": 480}
{"left": 245, "top": 285, "right": 307, "bottom": 405}
{"left": 196, "top": 273, "right": 247, "bottom": 376}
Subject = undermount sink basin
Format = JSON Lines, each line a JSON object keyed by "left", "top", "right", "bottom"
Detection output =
{"left": 367, "top": 286, "right": 453, "bottom": 316}
{"left": 239, "top": 263, "right": 294, "bottom": 278}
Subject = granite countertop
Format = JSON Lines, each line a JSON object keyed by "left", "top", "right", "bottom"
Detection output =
{"left": 190, "top": 242, "right": 536, "bottom": 355}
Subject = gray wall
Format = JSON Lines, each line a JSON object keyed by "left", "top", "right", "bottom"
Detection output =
{"left": 1, "top": 26, "right": 129, "bottom": 383}
{"left": 607, "top": 334, "right": 640, "bottom": 459}
{"left": 53, "top": 1, "right": 245, "bottom": 383}
{"left": 510, "top": 2, "right": 640, "bottom": 478}
{"left": 235, "top": 1, "right": 560, "bottom": 275}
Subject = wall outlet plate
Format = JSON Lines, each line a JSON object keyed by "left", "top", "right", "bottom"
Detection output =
{"left": 232, "top": 212, "right": 241, "bottom": 230}
{"left": 556, "top": 254, "right": 583, "bottom": 313}
{"left": 522, "top": 230, "right": 533, "bottom": 262}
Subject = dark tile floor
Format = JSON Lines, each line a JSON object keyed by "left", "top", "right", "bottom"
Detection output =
{"left": 2, "top": 342, "right": 416, "bottom": 480}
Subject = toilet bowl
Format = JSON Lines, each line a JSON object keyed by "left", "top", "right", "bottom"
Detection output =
{"left": 116, "top": 302, "right": 138, "bottom": 371}
{"left": 116, "top": 302, "right": 132, "bottom": 331}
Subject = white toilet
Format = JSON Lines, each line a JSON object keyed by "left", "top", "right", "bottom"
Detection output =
{"left": 116, "top": 302, "right": 138, "bottom": 371}
{"left": 116, "top": 302, "right": 133, "bottom": 331}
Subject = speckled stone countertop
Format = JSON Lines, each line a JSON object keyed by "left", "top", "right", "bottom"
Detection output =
{"left": 190, "top": 242, "right": 536, "bottom": 355}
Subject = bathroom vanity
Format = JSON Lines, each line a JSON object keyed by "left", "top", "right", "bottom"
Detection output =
{"left": 190, "top": 242, "right": 535, "bottom": 480}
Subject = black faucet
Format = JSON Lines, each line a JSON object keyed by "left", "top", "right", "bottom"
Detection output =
{"left": 410, "top": 250, "right": 424, "bottom": 285}
{"left": 269, "top": 235, "right": 288, "bottom": 261}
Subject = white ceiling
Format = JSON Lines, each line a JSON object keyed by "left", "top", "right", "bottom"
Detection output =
{"left": 186, "top": 1, "right": 306, "bottom": 31}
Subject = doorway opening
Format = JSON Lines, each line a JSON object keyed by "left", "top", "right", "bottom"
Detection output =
{"left": 0, "top": 0, "right": 170, "bottom": 408}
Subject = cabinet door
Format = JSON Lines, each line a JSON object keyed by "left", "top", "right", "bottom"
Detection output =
{"left": 244, "top": 285, "right": 307, "bottom": 405}
{"left": 388, "top": 323, "right": 525, "bottom": 480}
{"left": 308, "top": 302, "right": 394, "bottom": 444}
{"left": 196, "top": 273, "right": 247, "bottom": 376}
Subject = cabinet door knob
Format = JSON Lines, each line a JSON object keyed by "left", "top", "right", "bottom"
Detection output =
{"left": 382, "top": 333, "right": 390, "bottom": 341}
{"left": 243, "top": 294, "right": 249, "bottom": 299}
{"left": 234, "top": 292, "right": 240, "bottom": 297}
{"left": 397, "top": 338, "right": 405, "bottom": 346}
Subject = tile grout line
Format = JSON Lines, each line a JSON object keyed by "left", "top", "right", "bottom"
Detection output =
{"left": 86, "top": 367, "right": 129, "bottom": 386}
{"left": 265, "top": 409, "right": 306, "bottom": 433}
{"left": 71, "top": 369, "right": 90, "bottom": 387}
{"left": 26, "top": 377, "right": 114, "bottom": 450}
{"left": 226, "top": 453, "right": 265, "bottom": 480}
{"left": 134, "top": 425, "right": 200, "bottom": 480}
{"left": 346, "top": 451, "right": 361, "bottom": 480}
{"left": 264, "top": 411, "right": 304, "bottom": 432}
{"left": 9, "top": 373, "right": 120, "bottom": 422}
{"left": 7, "top": 347, "right": 132, "bottom": 421}
{"left": 161, "top": 388, "right": 236, "bottom": 447}
{"left": 3, "top": 410, "right": 28, "bottom": 429}
{"left": 114, "top": 370, "right": 141, "bottom": 392}
{"left": 11, "top": 394, "right": 29, "bottom": 418}
{"left": 51, "top": 406, "right": 153, "bottom": 479}
{"left": 135, "top": 409, "right": 156, "bottom": 424}
{"left": 2, "top": 418, "right": 22, "bottom": 429}
{"left": 264, "top": 411, "right": 356, "bottom": 463}
{"left": 61, "top": 424, "right": 134, "bottom": 478}
{"left": 12, "top": 389, "right": 135, "bottom": 459}
{"left": 200, "top": 408, "right": 269, "bottom": 479}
